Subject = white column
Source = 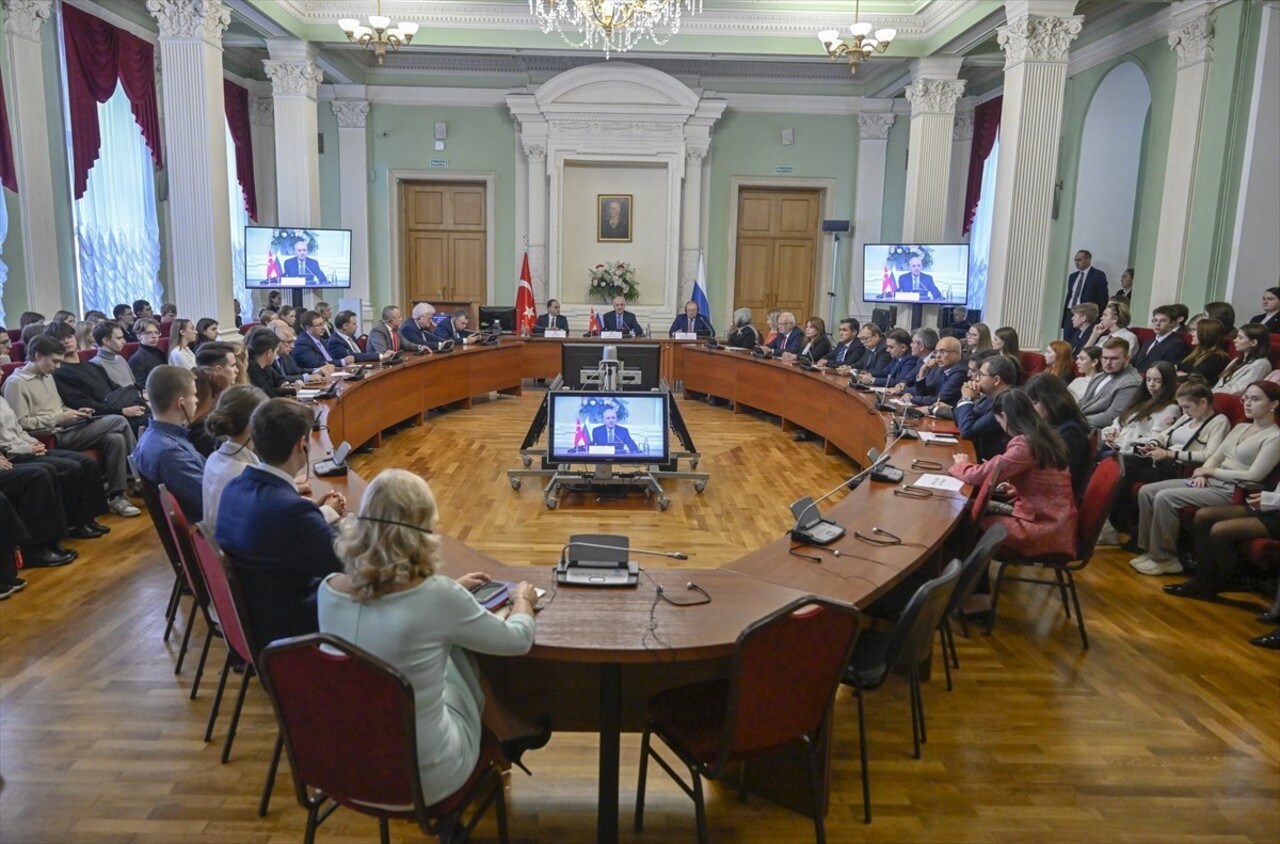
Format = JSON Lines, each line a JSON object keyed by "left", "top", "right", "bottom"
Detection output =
{"left": 679, "top": 147, "right": 706, "bottom": 301}
{"left": 264, "top": 41, "right": 322, "bottom": 226}
{"left": 852, "top": 105, "right": 895, "bottom": 318}
{"left": 1150, "top": 1, "right": 1215, "bottom": 306}
{"left": 946, "top": 98, "right": 977, "bottom": 241}
{"left": 331, "top": 95, "right": 372, "bottom": 325}
{"left": 249, "top": 93, "right": 276, "bottom": 225}
{"left": 523, "top": 141, "right": 548, "bottom": 302}
{"left": 983, "top": 0, "right": 1082, "bottom": 347}
{"left": 146, "top": 0, "right": 236, "bottom": 334}
{"left": 2, "top": 0, "right": 61, "bottom": 315}
{"left": 901, "top": 58, "right": 966, "bottom": 242}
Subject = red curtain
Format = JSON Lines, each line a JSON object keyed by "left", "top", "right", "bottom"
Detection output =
{"left": 0, "top": 70, "right": 16, "bottom": 193}
{"left": 961, "top": 96, "right": 1002, "bottom": 236}
{"left": 223, "top": 80, "right": 257, "bottom": 221}
{"left": 62, "top": 3, "right": 163, "bottom": 200}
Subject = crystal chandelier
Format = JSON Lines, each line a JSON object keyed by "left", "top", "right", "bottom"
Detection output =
{"left": 529, "top": 0, "right": 702, "bottom": 58}
{"left": 817, "top": 0, "right": 896, "bottom": 75}
{"left": 339, "top": 0, "right": 419, "bottom": 65}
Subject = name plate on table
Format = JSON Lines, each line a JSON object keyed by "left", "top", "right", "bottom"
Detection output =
{"left": 544, "top": 329, "right": 566, "bottom": 338}
{"left": 673, "top": 332, "right": 698, "bottom": 340}
{"left": 601, "top": 331, "right": 624, "bottom": 339}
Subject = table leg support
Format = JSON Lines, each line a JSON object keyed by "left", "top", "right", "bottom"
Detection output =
{"left": 599, "top": 662, "right": 621, "bottom": 843}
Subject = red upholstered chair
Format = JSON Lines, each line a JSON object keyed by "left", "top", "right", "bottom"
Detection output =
{"left": 258, "top": 633, "right": 510, "bottom": 844}
{"left": 9, "top": 339, "right": 23, "bottom": 362}
{"left": 1269, "top": 334, "right": 1280, "bottom": 364}
{"left": 121, "top": 341, "right": 139, "bottom": 360}
{"left": 157, "top": 337, "right": 170, "bottom": 354}
{"left": 1019, "top": 352, "right": 1047, "bottom": 382}
{"left": 1213, "top": 393, "right": 1245, "bottom": 428}
{"left": 0, "top": 361, "right": 20, "bottom": 386}
{"left": 76, "top": 348, "right": 96, "bottom": 363}
{"left": 357, "top": 334, "right": 369, "bottom": 352}
{"left": 635, "top": 597, "right": 862, "bottom": 840}
{"left": 986, "top": 455, "right": 1122, "bottom": 649}
{"left": 136, "top": 478, "right": 192, "bottom": 645}
{"left": 157, "top": 485, "right": 220, "bottom": 699}
{"left": 1248, "top": 539, "right": 1280, "bottom": 569}
{"left": 239, "top": 322, "right": 257, "bottom": 335}
{"left": 1131, "top": 326, "right": 1155, "bottom": 349}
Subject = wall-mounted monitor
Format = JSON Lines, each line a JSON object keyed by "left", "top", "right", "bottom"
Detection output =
{"left": 245, "top": 226, "right": 352, "bottom": 289}
{"left": 862, "top": 243, "right": 970, "bottom": 306}
{"left": 547, "top": 391, "right": 670, "bottom": 465}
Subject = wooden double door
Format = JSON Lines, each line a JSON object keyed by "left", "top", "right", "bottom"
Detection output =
{"left": 403, "top": 181, "right": 486, "bottom": 307}
{"left": 733, "top": 188, "right": 821, "bottom": 329}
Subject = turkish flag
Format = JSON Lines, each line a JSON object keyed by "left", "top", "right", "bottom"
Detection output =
{"left": 588, "top": 308, "right": 601, "bottom": 335}
{"left": 266, "top": 248, "right": 282, "bottom": 280}
{"left": 881, "top": 265, "right": 895, "bottom": 296}
{"left": 516, "top": 253, "right": 537, "bottom": 336}
{"left": 574, "top": 417, "right": 588, "bottom": 449}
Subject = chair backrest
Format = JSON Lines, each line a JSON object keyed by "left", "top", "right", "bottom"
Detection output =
{"left": 239, "top": 322, "right": 257, "bottom": 335}
{"left": 882, "top": 559, "right": 962, "bottom": 673}
{"left": 137, "top": 476, "right": 184, "bottom": 581}
{"left": 259, "top": 633, "right": 426, "bottom": 817}
{"left": 9, "top": 339, "right": 24, "bottom": 362}
{"left": 357, "top": 334, "right": 368, "bottom": 352}
{"left": 157, "top": 337, "right": 170, "bottom": 354}
{"left": 1019, "top": 351, "right": 1046, "bottom": 382}
{"left": 946, "top": 524, "right": 1007, "bottom": 618}
{"left": 969, "top": 463, "right": 1003, "bottom": 525}
{"left": 1212, "top": 393, "right": 1245, "bottom": 428}
{"left": 1076, "top": 455, "right": 1123, "bottom": 562}
{"left": 76, "top": 348, "right": 96, "bottom": 363}
{"left": 1131, "top": 326, "right": 1155, "bottom": 348}
{"left": 719, "top": 597, "right": 861, "bottom": 766}
{"left": 189, "top": 523, "right": 257, "bottom": 665}
{"left": 157, "top": 484, "right": 211, "bottom": 610}
{"left": 121, "top": 341, "right": 139, "bottom": 360}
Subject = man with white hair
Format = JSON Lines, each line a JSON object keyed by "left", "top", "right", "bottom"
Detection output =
{"left": 765, "top": 312, "right": 803, "bottom": 356}
{"left": 399, "top": 302, "right": 444, "bottom": 352}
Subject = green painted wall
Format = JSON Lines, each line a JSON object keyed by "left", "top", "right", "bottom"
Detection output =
{"left": 704, "top": 110, "right": 859, "bottom": 323}
{"left": 879, "top": 115, "right": 909, "bottom": 243}
{"left": 317, "top": 106, "right": 342, "bottom": 229}
{"left": 365, "top": 104, "right": 517, "bottom": 309}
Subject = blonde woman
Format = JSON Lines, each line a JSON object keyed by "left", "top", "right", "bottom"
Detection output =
{"left": 168, "top": 318, "right": 197, "bottom": 369}
{"left": 318, "top": 469, "right": 550, "bottom": 804}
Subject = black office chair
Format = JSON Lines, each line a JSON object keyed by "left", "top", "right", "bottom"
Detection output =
{"left": 938, "top": 524, "right": 1007, "bottom": 690}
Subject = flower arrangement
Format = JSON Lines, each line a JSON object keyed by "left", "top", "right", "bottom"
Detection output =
{"left": 885, "top": 244, "right": 935, "bottom": 272}
{"left": 577, "top": 395, "right": 629, "bottom": 423}
{"left": 587, "top": 261, "right": 639, "bottom": 303}
{"left": 269, "top": 228, "right": 320, "bottom": 255}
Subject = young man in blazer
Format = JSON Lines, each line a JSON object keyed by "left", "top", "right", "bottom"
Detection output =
{"left": 533, "top": 299, "right": 570, "bottom": 334}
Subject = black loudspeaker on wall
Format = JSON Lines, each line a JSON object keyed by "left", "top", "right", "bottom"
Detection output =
{"left": 821, "top": 219, "right": 852, "bottom": 233}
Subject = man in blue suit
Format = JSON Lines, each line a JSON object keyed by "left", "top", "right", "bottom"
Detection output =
{"left": 326, "top": 310, "right": 383, "bottom": 363}
{"left": 952, "top": 352, "right": 1014, "bottom": 460}
{"left": 400, "top": 303, "right": 446, "bottom": 351}
{"left": 858, "top": 328, "right": 921, "bottom": 387}
{"left": 902, "top": 336, "right": 966, "bottom": 407}
{"left": 766, "top": 312, "right": 803, "bottom": 356}
{"left": 436, "top": 310, "right": 482, "bottom": 345}
{"left": 898, "top": 256, "right": 944, "bottom": 299}
{"left": 281, "top": 238, "right": 328, "bottom": 286}
{"left": 293, "top": 310, "right": 346, "bottom": 369}
{"left": 1061, "top": 250, "right": 1109, "bottom": 340}
{"left": 534, "top": 299, "right": 570, "bottom": 334}
{"left": 215, "top": 399, "right": 345, "bottom": 654}
{"left": 590, "top": 408, "right": 639, "bottom": 453}
{"left": 605, "top": 296, "right": 644, "bottom": 336}
{"left": 668, "top": 301, "right": 714, "bottom": 337}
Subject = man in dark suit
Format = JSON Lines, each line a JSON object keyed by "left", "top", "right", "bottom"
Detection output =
{"left": 1113, "top": 268, "right": 1134, "bottom": 302}
{"left": 952, "top": 353, "right": 1015, "bottom": 461}
{"left": 534, "top": 299, "right": 570, "bottom": 334}
{"left": 1061, "top": 250, "right": 1109, "bottom": 339}
{"left": 327, "top": 310, "right": 383, "bottom": 363}
{"left": 590, "top": 408, "right": 639, "bottom": 453}
{"left": 858, "top": 328, "right": 920, "bottom": 387}
{"left": 848, "top": 323, "right": 891, "bottom": 377}
{"left": 1130, "top": 305, "right": 1191, "bottom": 372}
{"left": 903, "top": 336, "right": 966, "bottom": 406}
{"left": 436, "top": 310, "right": 482, "bottom": 345}
{"left": 273, "top": 324, "right": 333, "bottom": 383}
{"left": 367, "top": 306, "right": 404, "bottom": 355}
{"left": 765, "top": 312, "right": 803, "bottom": 356}
{"left": 216, "top": 399, "right": 344, "bottom": 654}
{"left": 400, "top": 303, "right": 445, "bottom": 351}
{"left": 667, "top": 301, "right": 714, "bottom": 337}
{"left": 604, "top": 296, "right": 644, "bottom": 337}
{"left": 293, "top": 309, "right": 348, "bottom": 369}
{"left": 820, "top": 318, "right": 860, "bottom": 367}
{"left": 1068, "top": 303, "right": 1100, "bottom": 356}
{"left": 281, "top": 238, "right": 328, "bottom": 286}
{"left": 899, "top": 256, "right": 944, "bottom": 299}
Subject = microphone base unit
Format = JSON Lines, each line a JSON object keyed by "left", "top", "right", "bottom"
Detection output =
{"left": 555, "top": 560, "right": 640, "bottom": 587}
{"left": 870, "top": 465, "right": 905, "bottom": 484}
{"left": 790, "top": 520, "right": 846, "bottom": 546}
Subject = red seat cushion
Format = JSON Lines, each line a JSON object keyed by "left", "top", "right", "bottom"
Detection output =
{"left": 1248, "top": 538, "right": 1280, "bottom": 568}
{"left": 647, "top": 679, "right": 731, "bottom": 765}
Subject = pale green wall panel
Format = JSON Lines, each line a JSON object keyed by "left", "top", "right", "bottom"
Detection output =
{"left": 879, "top": 115, "right": 909, "bottom": 243}
{"left": 317, "top": 106, "right": 341, "bottom": 228}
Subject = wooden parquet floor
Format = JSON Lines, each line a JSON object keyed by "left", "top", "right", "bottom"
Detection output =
{"left": 2, "top": 388, "right": 1278, "bottom": 843}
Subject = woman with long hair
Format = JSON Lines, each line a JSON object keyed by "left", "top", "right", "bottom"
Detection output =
{"left": 1100, "top": 361, "right": 1181, "bottom": 456}
{"left": 1043, "top": 340, "right": 1075, "bottom": 381}
{"left": 763, "top": 308, "right": 782, "bottom": 346}
{"left": 1178, "top": 317, "right": 1230, "bottom": 384}
{"left": 200, "top": 385, "right": 268, "bottom": 529}
{"left": 168, "top": 319, "right": 197, "bottom": 369}
{"left": 1069, "top": 346, "right": 1103, "bottom": 402}
{"left": 194, "top": 318, "right": 219, "bottom": 351}
{"left": 186, "top": 366, "right": 233, "bottom": 457}
{"left": 949, "top": 389, "right": 1078, "bottom": 558}
{"left": 796, "top": 316, "right": 833, "bottom": 363}
{"left": 1214, "top": 323, "right": 1272, "bottom": 395}
{"left": 1024, "top": 372, "right": 1091, "bottom": 503}
{"left": 965, "top": 323, "right": 992, "bottom": 355}
{"left": 318, "top": 470, "right": 550, "bottom": 801}
{"left": 1084, "top": 300, "right": 1139, "bottom": 357}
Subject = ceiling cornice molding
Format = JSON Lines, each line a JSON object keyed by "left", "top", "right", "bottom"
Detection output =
{"left": 1066, "top": 2, "right": 1179, "bottom": 77}
{"left": 720, "top": 92, "right": 861, "bottom": 116}
{"left": 352, "top": 84, "right": 511, "bottom": 107}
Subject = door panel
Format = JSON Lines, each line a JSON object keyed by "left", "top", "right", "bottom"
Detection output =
{"left": 732, "top": 188, "right": 821, "bottom": 329}
{"left": 406, "top": 233, "right": 448, "bottom": 302}
{"left": 402, "top": 182, "right": 487, "bottom": 306}
{"left": 734, "top": 239, "right": 775, "bottom": 327}
{"left": 450, "top": 233, "right": 486, "bottom": 302}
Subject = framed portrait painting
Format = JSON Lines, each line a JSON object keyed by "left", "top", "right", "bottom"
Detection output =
{"left": 597, "top": 194, "right": 632, "bottom": 242}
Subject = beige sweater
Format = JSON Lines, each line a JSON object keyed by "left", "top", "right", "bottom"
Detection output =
{"left": 1, "top": 366, "right": 69, "bottom": 431}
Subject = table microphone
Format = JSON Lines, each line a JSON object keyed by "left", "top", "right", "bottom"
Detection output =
{"left": 558, "top": 541, "right": 688, "bottom": 567}
{"left": 787, "top": 451, "right": 892, "bottom": 545}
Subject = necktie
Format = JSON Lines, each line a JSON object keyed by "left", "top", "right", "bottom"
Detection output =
{"left": 608, "top": 428, "right": 615, "bottom": 444}
{"left": 317, "top": 336, "right": 332, "bottom": 362}
{"left": 688, "top": 318, "right": 694, "bottom": 333}
{"left": 617, "top": 313, "right": 623, "bottom": 330}
{"left": 838, "top": 344, "right": 846, "bottom": 363}
{"left": 276, "top": 359, "right": 286, "bottom": 376}
{"left": 1070, "top": 270, "right": 1085, "bottom": 308}
{"left": 390, "top": 327, "right": 399, "bottom": 352}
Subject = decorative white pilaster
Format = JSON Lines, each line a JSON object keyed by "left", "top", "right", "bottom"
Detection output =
{"left": 946, "top": 98, "right": 977, "bottom": 241}
{"left": 264, "top": 41, "right": 322, "bottom": 227}
{"left": 2, "top": 0, "right": 61, "bottom": 314}
{"left": 852, "top": 104, "right": 895, "bottom": 316}
{"left": 248, "top": 92, "right": 276, "bottom": 225}
{"left": 984, "top": 1, "right": 1082, "bottom": 347}
{"left": 331, "top": 93, "right": 372, "bottom": 325}
{"left": 679, "top": 147, "right": 707, "bottom": 302}
{"left": 522, "top": 140, "right": 548, "bottom": 302}
{"left": 902, "top": 59, "right": 966, "bottom": 242}
{"left": 1150, "top": 1, "right": 1215, "bottom": 306}
{"left": 146, "top": 0, "right": 236, "bottom": 335}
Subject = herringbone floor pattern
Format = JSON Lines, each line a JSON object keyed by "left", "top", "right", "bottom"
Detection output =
{"left": 1, "top": 388, "right": 1277, "bottom": 843}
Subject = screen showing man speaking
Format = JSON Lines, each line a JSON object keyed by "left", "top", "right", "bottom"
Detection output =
{"left": 245, "top": 226, "right": 353, "bottom": 289}
{"left": 862, "top": 243, "right": 970, "bottom": 305}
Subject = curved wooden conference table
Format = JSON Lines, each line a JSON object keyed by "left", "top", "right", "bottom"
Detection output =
{"left": 312, "top": 337, "right": 973, "bottom": 842}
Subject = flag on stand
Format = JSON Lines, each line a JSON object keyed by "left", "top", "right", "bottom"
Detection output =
{"left": 266, "top": 248, "right": 282, "bottom": 281}
{"left": 515, "top": 253, "right": 537, "bottom": 336}
{"left": 881, "top": 265, "right": 895, "bottom": 296}
{"left": 588, "top": 308, "right": 601, "bottom": 335}
{"left": 573, "top": 417, "right": 588, "bottom": 449}
{"left": 691, "top": 251, "right": 711, "bottom": 321}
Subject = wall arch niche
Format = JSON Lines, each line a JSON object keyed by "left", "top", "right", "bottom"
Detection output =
{"left": 1069, "top": 62, "right": 1151, "bottom": 289}
{"left": 509, "top": 63, "right": 725, "bottom": 328}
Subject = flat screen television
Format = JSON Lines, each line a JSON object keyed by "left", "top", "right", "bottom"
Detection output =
{"left": 862, "top": 243, "right": 970, "bottom": 306}
{"left": 547, "top": 391, "right": 669, "bottom": 465}
{"left": 245, "top": 226, "right": 352, "bottom": 289}
{"left": 560, "top": 343, "right": 662, "bottom": 390}
{"left": 478, "top": 306, "right": 517, "bottom": 334}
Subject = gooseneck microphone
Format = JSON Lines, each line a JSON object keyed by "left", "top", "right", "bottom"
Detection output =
{"left": 787, "top": 450, "right": 893, "bottom": 545}
{"left": 558, "top": 541, "right": 688, "bottom": 568}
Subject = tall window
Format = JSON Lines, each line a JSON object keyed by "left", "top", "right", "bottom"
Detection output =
{"left": 967, "top": 132, "right": 999, "bottom": 311}
{"left": 72, "top": 86, "right": 162, "bottom": 314}
{"left": 226, "top": 119, "right": 252, "bottom": 321}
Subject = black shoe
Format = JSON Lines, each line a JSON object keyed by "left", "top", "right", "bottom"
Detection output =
{"left": 2, "top": 576, "right": 28, "bottom": 592}
{"left": 1249, "top": 630, "right": 1280, "bottom": 649}
{"left": 84, "top": 520, "right": 110, "bottom": 535}
{"left": 50, "top": 543, "right": 80, "bottom": 560}
{"left": 23, "top": 545, "right": 76, "bottom": 568}
{"left": 501, "top": 716, "right": 554, "bottom": 776}
{"left": 0, "top": 582, "right": 15, "bottom": 600}
{"left": 1257, "top": 607, "right": 1280, "bottom": 624}
{"left": 68, "top": 525, "right": 105, "bottom": 540}
{"left": 1163, "top": 582, "right": 1216, "bottom": 600}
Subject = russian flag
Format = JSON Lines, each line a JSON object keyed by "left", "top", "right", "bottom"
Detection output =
{"left": 691, "top": 251, "right": 711, "bottom": 321}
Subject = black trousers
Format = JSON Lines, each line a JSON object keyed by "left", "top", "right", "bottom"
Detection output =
{"left": 9, "top": 450, "right": 107, "bottom": 525}
{"left": 0, "top": 463, "right": 67, "bottom": 547}
{"left": 0, "top": 492, "right": 32, "bottom": 581}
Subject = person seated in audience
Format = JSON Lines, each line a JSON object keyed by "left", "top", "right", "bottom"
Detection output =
{"left": 89, "top": 319, "right": 140, "bottom": 392}
{"left": 899, "top": 335, "right": 966, "bottom": 407}
{"left": 1099, "top": 361, "right": 1182, "bottom": 457}
{"left": 128, "top": 318, "right": 167, "bottom": 386}
{"left": 947, "top": 306, "right": 974, "bottom": 338}
{"left": 1043, "top": 340, "right": 1075, "bottom": 382}
{"left": 1077, "top": 338, "right": 1143, "bottom": 429}
{"left": 313, "top": 301, "right": 334, "bottom": 338}
{"left": 0, "top": 462, "right": 78, "bottom": 571}
{"left": 130, "top": 365, "right": 206, "bottom": 521}
{"left": 112, "top": 304, "right": 138, "bottom": 342}
{"left": 1249, "top": 286, "right": 1280, "bottom": 333}
{"left": 3, "top": 335, "right": 140, "bottom": 517}
{"left": 0, "top": 331, "right": 10, "bottom": 365}
{"left": 1130, "top": 381, "right": 1280, "bottom": 576}
{"left": 368, "top": 305, "right": 404, "bottom": 355}
{"left": 327, "top": 310, "right": 383, "bottom": 363}
{"left": 965, "top": 322, "right": 993, "bottom": 357}
{"left": 293, "top": 309, "right": 348, "bottom": 370}
{"left": 762, "top": 308, "right": 782, "bottom": 346}
{"left": 186, "top": 366, "right": 233, "bottom": 458}
{"left": 73, "top": 320, "right": 95, "bottom": 352}
{"left": 953, "top": 353, "right": 1017, "bottom": 461}
{"left": 1024, "top": 372, "right": 1093, "bottom": 503}
{"left": 46, "top": 322, "right": 149, "bottom": 438}
{"left": 437, "top": 309, "right": 483, "bottom": 345}
{"left": 193, "top": 318, "right": 219, "bottom": 351}
{"left": 1214, "top": 324, "right": 1272, "bottom": 395}
{"left": 201, "top": 385, "right": 269, "bottom": 531}
{"left": 257, "top": 307, "right": 278, "bottom": 325}
{"left": 1068, "top": 303, "right": 1099, "bottom": 356}
{"left": 858, "top": 328, "right": 920, "bottom": 388}
{"left": 193, "top": 342, "right": 240, "bottom": 385}
{"left": 167, "top": 319, "right": 198, "bottom": 369}
{"left": 932, "top": 349, "right": 994, "bottom": 420}
{"left": 272, "top": 323, "right": 334, "bottom": 383}
{"left": 604, "top": 296, "right": 644, "bottom": 337}
{"left": 216, "top": 398, "right": 346, "bottom": 653}
{"left": 991, "top": 326, "right": 1023, "bottom": 371}
{"left": 1081, "top": 301, "right": 1137, "bottom": 357}
{"left": 949, "top": 389, "right": 1078, "bottom": 559}
{"left": 51, "top": 310, "right": 76, "bottom": 325}
{"left": 244, "top": 328, "right": 296, "bottom": 398}
{"left": 83, "top": 309, "right": 107, "bottom": 325}
{"left": 533, "top": 299, "right": 569, "bottom": 335}
{"left": 20, "top": 322, "right": 45, "bottom": 345}
{"left": 1105, "top": 378, "right": 1228, "bottom": 541}
{"left": 1204, "top": 301, "right": 1237, "bottom": 341}
{"left": 400, "top": 303, "right": 446, "bottom": 352}
{"left": 276, "top": 305, "right": 298, "bottom": 329}
{"left": 1131, "top": 306, "right": 1191, "bottom": 372}
{"left": 785, "top": 316, "right": 832, "bottom": 364}
{"left": 668, "top": 300, "right": 714, "bottom": 337}
{"left": 819, "top": 318, "right": 860, "bottom": 367}
{"left": 764, "top": 311, "right": 803, "bottom": 357}
{"left": 132, "top": 300, "right": 154, "bottom": 321}
{"left": 845, "top": 322, "right": 890, "bottom": 376}
{"left": 318, "top": 469, "right": 548, "bottom": 790}
{"left": 160, "top": 303, "right": 177, "bottom": 321}
{"left": 18, "top": 311, "right": 45, "bottom": 329}
{"left": 0, "top": 493, "right": 34, "bottom": 596}
{"left": 1177, "top": 316, "right": 1230, "bottom": 384}
{"left": 727, "top": 307, "right": 761, "bottom": 349}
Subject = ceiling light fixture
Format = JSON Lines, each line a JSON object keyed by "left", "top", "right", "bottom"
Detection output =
{"left": 530, "top": 0, "right": 702, "bottom": 58}
{"left": 339, "top": 0, "right": 419, "bottom": 65}
{"left": 818, "top": 0, "right": 896, "bottom": 75}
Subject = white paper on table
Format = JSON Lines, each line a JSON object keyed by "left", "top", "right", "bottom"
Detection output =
{"left": 918, "top": 432, "right": 960, "bottom": 445}
{"left": 601, "top": 331, "right": 624, "bottom": 339}
{"left": 913, "top": 473, "right": 966, "bottom": 492}
{"left": 673, "top": 332, "right": 698, "bottom": 340}
{"left": 544, "top": 329, "right": 566, "bottom": 338}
